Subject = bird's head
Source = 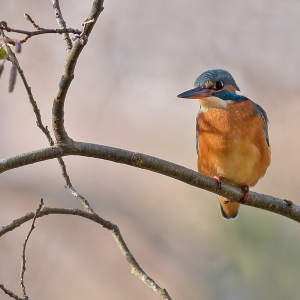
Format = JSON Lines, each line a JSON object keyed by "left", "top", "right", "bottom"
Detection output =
{"left": 177, "top": 69, "right": 248, "bottom": 111}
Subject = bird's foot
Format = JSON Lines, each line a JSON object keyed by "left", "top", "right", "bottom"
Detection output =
{"left": 242, "top": 186, "right": 249, "bottom": 203}
{"left": 213, "top": 176, "right": 222, "bottom": 190}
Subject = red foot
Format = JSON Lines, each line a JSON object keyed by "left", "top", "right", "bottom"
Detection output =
{"left": 213, "top": 176, "right": 222, "bottom": 190}
{"left": 242, "top": 186, "right": 250, "bottom": 203}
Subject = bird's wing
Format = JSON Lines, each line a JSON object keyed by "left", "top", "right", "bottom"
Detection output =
{"left": 195, "top": 121, "right": 199, "bottom": 153}
{"left": 252, "top": 101, "right": 270, "bottom": 146}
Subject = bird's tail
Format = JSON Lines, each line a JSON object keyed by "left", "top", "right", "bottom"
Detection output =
{"left": 218, "top": 196, "right": 240, "bottom": 220}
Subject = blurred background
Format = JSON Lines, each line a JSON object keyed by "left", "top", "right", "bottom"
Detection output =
{"left": 1, "top": 0, "right": 300, "bottom": 299}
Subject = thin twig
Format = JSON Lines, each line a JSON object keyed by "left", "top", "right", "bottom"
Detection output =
{"left": 0, "top": 284, "right": 21, "bottom": 300}
{"left": 2, "top": 0, "right": 99, "bottom": 215}
{"left": 52, "top": 0, "right": 73, "bottom": 51}
{"left": 111, "top": 225, "right": 171, "bottom": 299}
{"left": 0, "top": 26, "right": 81, "bottom": 44}
{"left": 5, "top": 49, "right": 54, "bottom": 144}
{"left": 52, "top": 0, "right": 104, "bottom": 144}
{"left": 5, "top": 41, "right": 94, "bottom": 213}
{"left": 58, "top": 156, "right": 94, "bottom": 213}
{"left": 24, "top": 13, "right": 43, "bottom": 30}
{"left": 4, "top": 43, "right": 91, "bottom": 214}
{"left": 73, "top": 18, "right": 95, "bottom": 41}
{"left": 20, "top": 199, "right": 44, "bottom": 298}
{"left": 0, "top": 207, "right": 171, "bottom": 299}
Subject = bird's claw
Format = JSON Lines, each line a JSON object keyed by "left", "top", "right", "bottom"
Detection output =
{"left": 213, "top": 176, "right": 222, "bottom": 190}
{"left": 241, "top": 186, "right": 249, "bottom": 203}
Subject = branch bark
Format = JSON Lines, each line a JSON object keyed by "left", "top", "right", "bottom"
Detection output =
{"left": 9, "top": 47, "right": 95, "bottom": 213}
{"left": 0, "top": 284, "right": 21, "bottom": 300}
{"left": 52, "top": 0, "right": 73, "bottom": 50}
{"left": 0, "top": 142, "right": 298, "bottom": 223}
{"left": 0, "top": 26, "right": 81, "bottom": 44}
{"left": 20, "top": 199, "right": 44, "bottom": 299}
{"left": 52, "top": 0, "right": 104, "bottom": 144}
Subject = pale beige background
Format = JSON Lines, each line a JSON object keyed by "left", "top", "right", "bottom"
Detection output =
{"left": 1, "top": 0, "right": 300, "bottom": 299}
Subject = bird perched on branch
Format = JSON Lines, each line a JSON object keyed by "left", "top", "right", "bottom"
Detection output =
{"left": 178, "top": 69, "right": 271, "bottom": 219}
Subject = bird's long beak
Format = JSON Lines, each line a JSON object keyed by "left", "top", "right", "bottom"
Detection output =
{"left": 177, "top": 86, "right": 212, "bottom": 99}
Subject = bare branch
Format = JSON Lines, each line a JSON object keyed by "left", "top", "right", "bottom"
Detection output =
{"left": 6, "top": 49, "right": 54, "bottom": 144}
{"left": 0, "top": 142, "right": 299, "bottom": 222}
{"left": 1, "top": 3, "right": 99, "bottom": 215}
{"left": 58, "top": 156, "right": 95, "bottom": 213}
{"left": 8, "top": 63, "right": 17, "bottom": 92}
{"left": 0, "top": 26, "right": 81, "bottom": 44}
{"left": 0, "top": 284, "right": 21, "bottom": 300}
{"left": 20, "top": 199, "right": 44, "bottom": 298}
{"left": 0, "top": 60, "right": 5, "bottom": 77}
{"left": 5, "top": 41, "right": 94, "bottom": 213}
{"left": 51, "top": 0, "right": 73, "bottom": 51}
{"left": 65, "top": 182, "right": 95, "bottom": 213}
{"left": 0, "top": 207, "right": 171, "bottom": 299}
{"left": 52, "top": 0, "right": 104, "bottom": 144}
{"left": 111, "top": 225, "right": 172, "bottom": 299}
{"left": 1, "top": 1, "right": 98, "bottom": 215}
{"left": 24, "top": 13, "right": 43, "bottom": 30}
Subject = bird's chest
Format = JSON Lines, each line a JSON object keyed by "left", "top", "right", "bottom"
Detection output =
{"left": 196, "top": 104, "right": 261, "bottom": 185}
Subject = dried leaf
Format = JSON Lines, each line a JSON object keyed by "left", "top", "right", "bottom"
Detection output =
{"left": 0, "top": 62, "right": 4, "bottom": 79}
{"left": 15, "top": 42, "right": 22, "bottom": 53}
{"left": 8, "top": 64, "right": 17, "bottom": 93}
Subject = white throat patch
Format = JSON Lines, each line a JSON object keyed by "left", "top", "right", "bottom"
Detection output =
{"left": 199, "top": 96, "right": 228, "bottom": 112}
{"left": 199, "top": 90, "right": 243, "bottom": 112}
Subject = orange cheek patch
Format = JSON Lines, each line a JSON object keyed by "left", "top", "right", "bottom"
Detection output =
{"left": 204, "top": 81, "right": 214, "bottom": 89}
{"left": 223, "top": 84, "right": 236, "bottom": 93}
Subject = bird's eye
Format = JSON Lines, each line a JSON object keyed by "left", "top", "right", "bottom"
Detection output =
{"left": 214, "top": 81, "right": 224, "bottom": 90}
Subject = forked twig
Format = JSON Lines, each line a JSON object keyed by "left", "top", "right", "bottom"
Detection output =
{"left": 4, "top": 38, "right": 94, "bottom": 214}
{"left": 24, "top": 13, "right": 42, "bottom": 30}
{"left": 20, "top": 199, "right": 44, "bottom": 299}
{"left": 0, "top": 25, "right": 81, "bottom": 44}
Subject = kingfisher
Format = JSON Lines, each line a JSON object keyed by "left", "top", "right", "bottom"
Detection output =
{"left": 177, "top": 69, "right": 271, "bottom": 219}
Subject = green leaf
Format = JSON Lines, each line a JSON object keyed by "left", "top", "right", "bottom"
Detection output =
{"left": 0, "top": 47, "right": 7, "bottom": 60}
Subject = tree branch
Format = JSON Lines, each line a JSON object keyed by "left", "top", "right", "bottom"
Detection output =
{"left": 0, "top": 26, "right": 81, "bottom": 44}
{"left": 51, "top": 0, "right": 73, "bottom": 51}
{"left": 52, "top": 0, "right": 104, "bottom": 144}
{"left": 0, "top": 284, "right": 21, "bottom": 300}
{"left": 6, "top": 48, "right": 54, "bottom": 144}
{"left": 20, "top": 199, "right": 44, "bottom": 299}
{"left": 0, "top": 142, "right": 298, "bottom": 223}
{"left": 0, "top": 207, "right": 171, "bottom": 300}
{"left": 7, "top": 41, "right": 94, "bottom": 213}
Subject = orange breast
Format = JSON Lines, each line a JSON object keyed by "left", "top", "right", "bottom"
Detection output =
{"left": 197, "top": 100, "right": 271, "bottom": 187}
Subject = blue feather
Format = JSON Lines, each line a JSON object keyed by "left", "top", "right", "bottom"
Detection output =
{"left": 214, "top": 90, "right": 270, "bottom": 146}
{"left": 214, "top": 90, "right": 248, "bottom": 102}
{"left": 251, "top": 101, "right": 270, "bottom": 146}
{"left": 196, "top": 121, "right": 199, "bottom": 153}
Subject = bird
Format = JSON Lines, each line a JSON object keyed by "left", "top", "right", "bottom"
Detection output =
{"left": 177, "top": 69, "right": 271, "bottom": 219}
